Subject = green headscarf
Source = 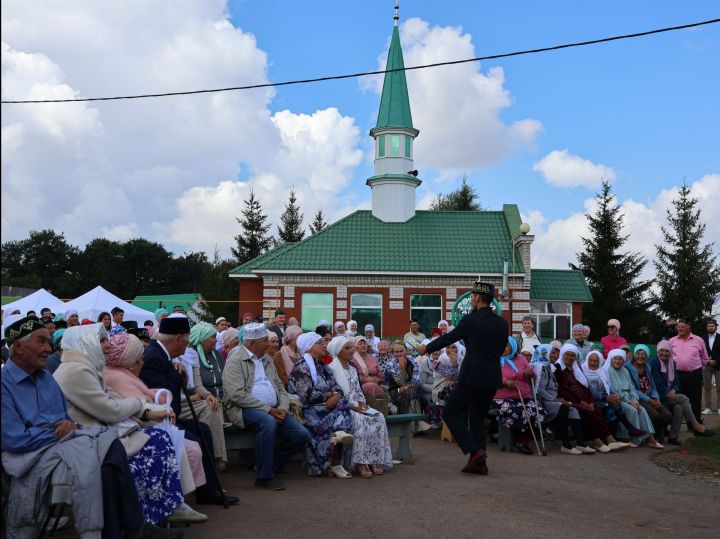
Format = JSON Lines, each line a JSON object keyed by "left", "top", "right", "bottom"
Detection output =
{"left": 633, "top": 344, "right": 651, "bottom": 359}
{"left": 154, "top": 308, "right": 169, "bottom": 321}
{"left": 606, "top": 349, "right": 639, "bottom": 403}
{"left": 189, "top": 321, "right": 217, "bottom": 370}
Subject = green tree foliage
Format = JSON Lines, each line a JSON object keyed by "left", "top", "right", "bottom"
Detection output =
{"left": 309, "top": 209, "right": 328, "bottom": 235}
{"left": 653, "top": 182, "right": 720, "bottom": 327}
{"left": 0, "top": 230, "right": 79, "bottom": 296}
{"left": 429, "top": 174, "right": 482, "bottom": 211}
{"left": 277, "top": 189, "right": 305, "bottom": 244}
{"left": 190, "top": 247, "right": 239, "bottom": 323}
{"left": 571, "top": 180, "right": 656, "bottom": 341}
{"left": 232, "top": 189, "right": 274, "bottom": 264}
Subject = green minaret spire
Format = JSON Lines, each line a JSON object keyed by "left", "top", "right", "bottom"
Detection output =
{"left": 375, "top": 2, "right": 413, "bottom": 129}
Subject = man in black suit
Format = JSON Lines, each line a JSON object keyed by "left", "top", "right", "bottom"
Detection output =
{"left": 140, "top": 315, "right": 239, "bottom": 507}
{"left": 702, "top": 318, "right": 719, "bottom": 415}
{"left": 416, "top": 281, "right": 508, "bottom": 475}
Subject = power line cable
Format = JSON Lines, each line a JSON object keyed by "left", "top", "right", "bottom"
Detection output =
{"left": 2, "top": 17, "right": 718, "bottom": 104}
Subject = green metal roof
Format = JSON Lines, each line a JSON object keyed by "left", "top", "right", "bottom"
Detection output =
{"left": 375, "top": 25, "right": 413, "bottom": 129}
{"left": 530, "top": 269, "right": 593, "bottom": 302}
{"left": 131, "top": 293, "right": 202, "bottom": 313}
{"left": 229, "top": 209, "right": 524, "bottom": 276}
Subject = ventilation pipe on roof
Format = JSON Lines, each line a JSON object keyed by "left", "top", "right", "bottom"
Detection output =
{"left": 501, "top": 258, "right": 509, "bottom": 298}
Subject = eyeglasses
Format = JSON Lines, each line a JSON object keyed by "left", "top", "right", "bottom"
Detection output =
{"left": 607, "top": 325, "right": 617, "bottom": 329}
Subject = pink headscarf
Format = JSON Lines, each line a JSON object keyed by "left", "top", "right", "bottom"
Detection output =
{"left": 352, "top": 335, "right": 369, "bottom": 377}
{"left": 279, "top": 325, "right": 303, "bottom": 378}
{"left": 106, "top": 333, "right": 144, "bottom": 369}
{"left": 657, "top": 340, "right": 675, "bottom": 385}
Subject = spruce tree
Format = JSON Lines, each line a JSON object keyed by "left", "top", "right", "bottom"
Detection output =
{"left": 277, "top": 189, "right": 305, "bottom": 243}
{"left": 653, "top": 182, "right": 720, "bottom": 327}
{"left": 429, "top": 174, "right": 482, "bottom": 211}
{"left": 309, "top": 209, "right": 328, "bottom": 235}
{"left": 571, "top": 180, "right": 655, "bottom": 341}
{"left": 232, "top": 189, "right": 273, "bottom": 264}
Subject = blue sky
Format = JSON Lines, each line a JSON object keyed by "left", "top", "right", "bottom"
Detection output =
{"left": 1, "top": 1, "right": 717, "bottom": 272}
{"left": 229, "top": 0, "right": 718, "bottom": 220}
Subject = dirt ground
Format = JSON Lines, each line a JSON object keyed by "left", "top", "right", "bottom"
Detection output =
{"left": 182, "top": 414, "right": 719, "bottom": 539}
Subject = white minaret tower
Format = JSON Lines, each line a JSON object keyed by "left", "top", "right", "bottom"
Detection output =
{"left": 367, "top": 2, "right": 421, "bottom": 223}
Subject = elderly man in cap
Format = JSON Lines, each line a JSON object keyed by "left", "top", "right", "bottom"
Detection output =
{"left": 140, "top": 314, "right": 238, "bottom": 507}
{"left": 416, "top": 282, "right": 509, "bottom": 475}
{"left": 223, "top": 323, "right": 310, "bottom": 491}
{"left": 670, "top": 318, "right": 711, "bottom": 422}
{"left": 2, "top": 317, "right": 183, "bottom": 538}
{"left": 566, "top": 323, "right": 593, "bottom": 364}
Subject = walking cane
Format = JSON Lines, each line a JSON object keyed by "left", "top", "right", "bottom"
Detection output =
{"left": 530, "top": 378, "right": 547, "bottom": 456}
{"left": 181, "top": 384, "right": 229, "bottom": 509}
{"left": 516, "top": 385, "right": 542, "bottom": 456}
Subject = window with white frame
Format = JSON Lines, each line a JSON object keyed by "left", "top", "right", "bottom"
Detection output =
{"left": 350, "top": 293, "right": 383, "bottom": 336}
{"left": 529, "top": 301, "right": 571, "bottom": 340}
{"left": 410, "top": 294, "right": 442, "bottom": 336}
{"left": 301, "top": 293, "right": 333, "bottom": 331}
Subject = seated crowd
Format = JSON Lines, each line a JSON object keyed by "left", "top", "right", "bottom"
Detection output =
{"left": 1, "top": 306, "right": 718, "bottom": 536}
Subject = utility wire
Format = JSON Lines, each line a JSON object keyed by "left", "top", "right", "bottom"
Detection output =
{"left": 2, "top": 18, "right": 718, "bottom": 104}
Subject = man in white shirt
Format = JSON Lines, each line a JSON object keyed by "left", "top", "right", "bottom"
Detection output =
{"left": 222, "top": 323, "right": 310, "bottom": 490}
{"left": 514, "top": 316, "right": 541, "bottom": 352}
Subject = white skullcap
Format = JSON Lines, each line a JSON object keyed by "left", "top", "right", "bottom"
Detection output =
{"left": 521, "top": 342, "right": 536, "bottom": 355}
{"left": 168, "top": 313, "right": 188, "bottom": 318}
{"left": 297, "top": 332, "right": 322, "bottom": 354}
{"left": 317, "top": 320, "right": 330, "bottom": 328}
{"left": 215, "top": 317, "right": 226, "bottom": 324}
{"left": 244, "top": 322, "right": 269, "bottom": 341}
{"left": 64, "top": 308, "right": 79, "bottom": 318}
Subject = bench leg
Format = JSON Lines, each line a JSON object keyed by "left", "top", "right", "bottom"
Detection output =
{"left": 396, "top": 422, "right": 415, "bottom": 464}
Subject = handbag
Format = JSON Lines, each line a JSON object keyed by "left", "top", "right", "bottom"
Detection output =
{"left": 153, "top": 388, "right": 185, "bottom": 465}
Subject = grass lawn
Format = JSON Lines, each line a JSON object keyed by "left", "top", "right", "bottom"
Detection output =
{"left": 684, "top": 434, "right": 720, "bottom": 460}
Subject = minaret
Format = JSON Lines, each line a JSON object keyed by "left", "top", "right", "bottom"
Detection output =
{"left": 368, "top": 2, "right": 421, "bottom": 223}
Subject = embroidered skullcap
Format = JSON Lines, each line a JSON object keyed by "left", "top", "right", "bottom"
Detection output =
{"left": 215, "top": 317, "right": 226, "bottom": 325}
{"left": 243, "top": 322, "right": 269, "bottom": 341}
{"left": 4, "top": 316, "right": 45, "bottom": 344}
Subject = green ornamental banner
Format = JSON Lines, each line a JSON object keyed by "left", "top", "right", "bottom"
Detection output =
{"left": 451, "top": 291, "right": 502, "bottom": 326}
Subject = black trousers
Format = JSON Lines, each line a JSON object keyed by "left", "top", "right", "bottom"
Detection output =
{"left": 677, "top": 369, "right": 704, "bottom": 423}
{"left": 443, "top": 384, "right": 496, "bottom": 455}
{"left": 178, "top": 418, "right": 221, "bottom": 496}
{"left": 101, "top": 439, "right": 144, "bottom": 539}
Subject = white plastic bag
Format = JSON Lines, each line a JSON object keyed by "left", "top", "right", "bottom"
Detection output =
{"left": 153, "top": 388, "right": 185, "bottom": 465}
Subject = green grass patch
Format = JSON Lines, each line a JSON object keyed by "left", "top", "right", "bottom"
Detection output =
{"left": 684, "top": 434, "right": 720, "bottom": 460}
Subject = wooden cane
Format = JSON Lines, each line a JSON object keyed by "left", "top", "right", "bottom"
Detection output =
{"left": 517, "top": 385, "right": 542, "bottom": 456}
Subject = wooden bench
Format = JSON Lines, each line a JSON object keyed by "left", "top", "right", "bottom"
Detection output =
{"left": 225, "top": 413, "right": 426, "bottom": 464}
{"left": 385, "top": 413, "right": 426, "bottom": 464}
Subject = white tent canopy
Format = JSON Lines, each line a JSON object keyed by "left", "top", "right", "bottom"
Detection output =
{"left": 2, "top": 288, "right": 66, "bottom": 334}
{"left": 1, "top": 288, "right": 65, "bottom": 318}
{"left": 61, "top": 286, "right": 153, "bottom": 325}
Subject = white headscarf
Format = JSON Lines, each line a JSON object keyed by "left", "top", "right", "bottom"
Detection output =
{"left": 327, "top": 336, "right": 351, "bottom": 359}
{"left": 555, "top": 342, "right": 588, "bottom": 387}
{"left": 346, "top": 320, "right": 357, "bottom": 336}
{"left": 297, "top": 332, "right": 322, "bottom": 384}
{"left": 581, "top": 350, "right": 610, "bottom": 393}
{"left": 333, "top": 321, "right": 346, "bottom": 334}
{"left": 605, "top": 349, "right": 627, "bottom": 377}
{"left": 438, "top": 320, "right": 449, "bottom": 329}
{"left": 62, "top": 323, "right": 108, "bottom": 374}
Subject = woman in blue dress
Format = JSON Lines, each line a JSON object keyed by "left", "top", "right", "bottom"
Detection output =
{"left": 289, "top": 332, "right": 354, "bottom": 478}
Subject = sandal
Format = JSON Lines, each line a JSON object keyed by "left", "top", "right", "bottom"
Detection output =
{"left": 330, "top": 465, "right": 352, "bottom": 479}
{"left": 370, "top": 465, "right": 384, "bottom": 475}
{"left": 647, "top": 441, "right": 664, "bottom": 450}
{"left": 358, "top": 465, "right": 373, "bottom": 478}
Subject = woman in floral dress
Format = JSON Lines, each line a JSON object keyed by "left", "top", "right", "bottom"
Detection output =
{"left": 384, "top": 341, "right": 423, "bottom": 414}
{"left": 289, "top": 332, "right": 354, "bottom": 478}
{"left": 327, "top": 336, "right": 393, "bottom": 477}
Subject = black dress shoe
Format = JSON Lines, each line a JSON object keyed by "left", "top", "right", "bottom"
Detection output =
{"left": 196, "top": 491, "right": 240, "bottom": 506}
{"left": 255, "top": 477, "right": 285, "bottom": 490}
{"left": 667, "top": 438, "right": 682, "bottom": 446}
{"left": 514, "top": 443, "right": 533, "bottom": 455}
{"left": 693, "top": 428, "right": 716, "bottom": 437}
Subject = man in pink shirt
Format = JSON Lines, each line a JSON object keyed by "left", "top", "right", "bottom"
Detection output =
{"left": 669, "top": 318, "right": 710, "bottom": 422}
{"left": 600, "top": 319, "right": 627, "bottom": 358}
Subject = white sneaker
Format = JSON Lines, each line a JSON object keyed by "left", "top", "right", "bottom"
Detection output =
{"left": 701, "top": 408, "right": 712, "bottom": 415}
{"left": 596, "top": 444, "right": 612, "bottom": 453}
{"left": 166, "top": 503, "right": 208, "bottom": 523}
{"left": 608, "top": 442, "right": 631, "bottom": 451}
{"left": 578, "top": 446, "right": 596, "bottom": 454}
{"left": 416, "top": 420, "right": 433, "bottom": 432}
{"left": 561, "top": 446, "right": 582, "bottom": 455}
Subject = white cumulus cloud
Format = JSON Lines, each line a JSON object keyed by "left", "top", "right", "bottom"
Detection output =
{"left": 533, "top": 149, "right": 616, "bottom": 189}
{"left": 363, "top": 18, "right": 543, "bottom": 171}
{"left": 528, "top": 174, "right": 720, "bottom": 279}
